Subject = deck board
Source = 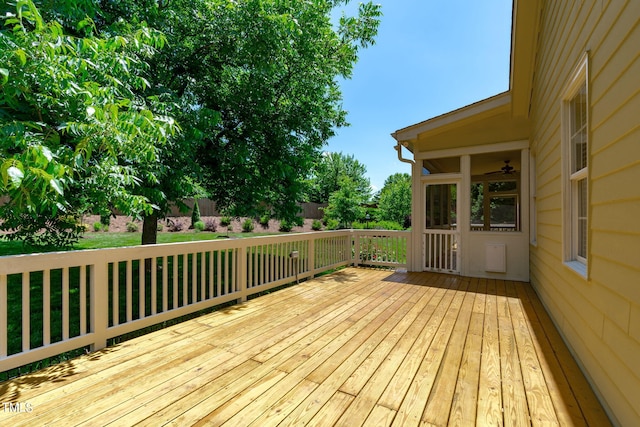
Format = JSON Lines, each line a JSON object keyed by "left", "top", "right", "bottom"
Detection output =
{"left": 0, "top": 268, "right": 612, "bottom": 426}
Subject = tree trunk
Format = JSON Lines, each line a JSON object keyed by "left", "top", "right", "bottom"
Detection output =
{"left": 142, "top": 211, "right": 159, "bottom": 245}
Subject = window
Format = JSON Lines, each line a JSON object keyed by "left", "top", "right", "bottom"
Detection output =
{"left": 470, "top": 177, "right": 520, "bottom": 231}
{"left": 422, "top": 157, "right": 460, "bottom": 175}
{"left": 425, "top": 183, "right": 457, "bottom": 229}
{"left": 563, "top": 55, "right": 588, "bottom": 272}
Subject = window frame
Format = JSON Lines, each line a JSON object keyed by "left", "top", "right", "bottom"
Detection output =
{"left": 561, "top": 53, "right": 589, "bottom": 275}
{"left": 530, "top": 151, "right": 537, "bottom": 245}
{"left": 470, "top": 174, "right": 521, "bottom": 232}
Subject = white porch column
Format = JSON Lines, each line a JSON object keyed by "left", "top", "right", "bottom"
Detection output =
{"left": 460, "top": 155, "right": 471, "bottom": 276}
{"left": 411, "top": 159, "right": 423, "bottom": 271}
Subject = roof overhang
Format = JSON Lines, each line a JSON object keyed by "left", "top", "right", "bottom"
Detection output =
{"left": 392, "top": 92, "right": 530, "bottom": 154}
{"left": 510, "top": 0, "right": 542, "bottom": 118}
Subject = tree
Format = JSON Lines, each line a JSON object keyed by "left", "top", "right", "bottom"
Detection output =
{"left": 0, "top": 1, "right": 175, "bottom": 247}
{"left": 377, "top": 173, "right": 411, "bottom": 226}
{"left": 1, "top": 0, "right": 382, "bottom": 247}
{"left": 322, "top": 176, "right": 366, "bottom": 228}
{"left": 306, "top": 152, "right": 372, "bottom": 203}
{"left": 100, "top": 0, "right": 381, "bottom": 243}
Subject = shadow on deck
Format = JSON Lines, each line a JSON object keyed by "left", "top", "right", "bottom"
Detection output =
{"left": 0, "top": 268, "right": 611, "bottom": 426}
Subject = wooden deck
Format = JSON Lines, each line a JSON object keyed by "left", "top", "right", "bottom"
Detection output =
{"left": 0, "top": 268, "right": 611, "bottom": 426}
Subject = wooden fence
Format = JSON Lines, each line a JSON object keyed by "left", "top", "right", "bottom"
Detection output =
{"left": 166, "top": 200, "right": 327, "bottom": 219}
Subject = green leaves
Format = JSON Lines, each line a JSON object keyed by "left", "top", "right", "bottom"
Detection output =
{"left": 306, "top": 152, "right": 371, "bottom": 204}
{"left": 49, "top": 178, "right": 64, "bottom": 195}
{"left": 1, "top": 162, "right": 24, "bottom": 189}
{"left": 0, "top": 0, "right": 177, "bottom": 247}
{"left": 0, "top": 67, "right": 9, "bottom": 85}
{"left": 376, "top": 173, "right": 411, "bottom": 225}
{"left": 134, "top": 0, "right": 381, "bottom": 221}
{"left": 1, "top": 0, "right": 381, "bottom": 247}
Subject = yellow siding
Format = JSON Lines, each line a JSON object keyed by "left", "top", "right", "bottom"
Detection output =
{"left": 530, "top": 0, "right": 640, "bottom": 426}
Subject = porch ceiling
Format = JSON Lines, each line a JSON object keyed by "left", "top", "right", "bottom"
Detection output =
{"left": 0, "top": 268, "right": 611, "bottom": 426}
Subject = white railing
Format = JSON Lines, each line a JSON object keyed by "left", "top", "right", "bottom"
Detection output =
{"left": 423, "top": 230, "right": 459, "bottom": 273}
{"left": 0, "top": 230, "right": 409, "bottom": 373}
{"left": 353, "top": 230, "right": 411, "bottom": 268}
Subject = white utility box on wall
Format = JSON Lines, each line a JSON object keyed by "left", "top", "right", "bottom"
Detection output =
{"left": 485, "top": 243, "right": 506, "bottom": 273}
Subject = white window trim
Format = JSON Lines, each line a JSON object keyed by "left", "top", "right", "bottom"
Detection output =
{"left": 561, "top": 53, "right": 589, "bottom": 277}
{"left": 530, "top": 151, "right": 537, "bottom": 246}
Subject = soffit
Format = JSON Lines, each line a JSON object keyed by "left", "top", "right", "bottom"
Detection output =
{"left": 510, "top": 0, "right": 542, "bottom": 118}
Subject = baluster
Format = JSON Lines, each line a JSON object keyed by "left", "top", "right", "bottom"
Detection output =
{"left": 0, "top": 274, "right": 7, "bottom": 357}
{"left": 191, "top": 253, "right": 197, "bottom": 303}
{"left": 163, "top": 255, "right": 169, "bottom": 312}
{"left": 22, "top": 272, "right": 30, "bottom": 352}
{"left": 112, "top": 263, "right": 118, "bottom": 326}
{"left": 174, "top": 255, "right": 179, "bottom": 309}
{"left": 139, "top": 259, "right": 145, "bottom": 318}
{"left": 200, "top": 252, "right": 206, "bottom": 301}
{"left": 151, "top": 257, "right": 157, "bottom": 315}
{"left": 127, "top": 260, "right": 133, "bottom": 322}
{"left": 80, "top": 265, "right": 87, "bottom": 335}
{"left": 43, "top": 269, "right": 50, "bottom": 345}
{"left": 62, "top": 267, "right": 69, "bottom": 340}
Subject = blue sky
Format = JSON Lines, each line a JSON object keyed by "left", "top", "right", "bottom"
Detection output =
{"left": 327, "top": 0, "right": 513, "bottom": 192}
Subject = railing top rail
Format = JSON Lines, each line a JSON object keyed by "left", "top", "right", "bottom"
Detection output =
{"left": 0, "top": 230, "right": 358, "bottom": 274}
{"left": 351, "top": 229, "right": 411, "bottom": 236}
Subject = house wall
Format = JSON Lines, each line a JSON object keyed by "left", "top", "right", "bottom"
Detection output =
{"left": 529, "top": 1, "right": 640, "bottom": 425}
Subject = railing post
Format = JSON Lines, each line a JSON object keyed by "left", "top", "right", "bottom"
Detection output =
{"left": 237, "top": 245, "right": 248, "bottom": 302}
{"left": 405, "top": 232, "right": 412, "bottom": 270}
{"left": 0, "top": 274, "right": 7, "bottom": 358}
{"left": 308, "top": 235, "right": 315, "bottom": 276}
{"left": 91, "top": 262, "right": 109, "bottom": 351}
{"left": 352, "top": 230, "right": 360, "bottom": 267}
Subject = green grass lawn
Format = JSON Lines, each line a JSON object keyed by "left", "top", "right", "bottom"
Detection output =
{"left": 0, "top": 231, "right": 280, "bottom": 257}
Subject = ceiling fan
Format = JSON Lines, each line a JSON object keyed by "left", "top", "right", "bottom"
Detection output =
{"left": 485, "top": 160, "right": 515, "bottom": 175}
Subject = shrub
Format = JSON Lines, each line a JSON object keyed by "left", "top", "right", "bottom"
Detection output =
{"left": 100, "top": 214, "right": 111, "bottom": 226}
{"left": 102, "top": 225, "right": 109, "bottom": 232}
{"left": 351, "top": 220, "right": 404, "bottom": 230}
{"left": 293, "top": 216, "right": 304, "bottom": 227}
{"left": 168, "top": 219, "right": 183, "bottom": 232}
{"left": 126, "top": 221, "right": 139, "bottom": 232}
{"left": 278, "top": 220, "right": 292, "bottom": 232}
{"left": 204, "top": 218, "right": 217, "bottom": 232}
{"left": 80, "top": 223, "right": 90, "bottom": 233}
{"left": 220, "top": 216, "right": 231, "bottom": 227}
{"left": 93, "top": 222, "right": 102, "bottom": 232}
{"left": 242, "top": 218, "right": 254, "bottom": 232}
{"left": 190, "top": 200, "right": 201, "bottom": 228}
{"left": 311, "top": 219, "right": 323, "bottom": 231}
{"left": 156, "top": 222, "right": 163, "bottom": 231}
{"left": 259, "top": 214, "right": 270, "bottom": 228}
{"left": 194, "top": 220, "right": 205, "bottom": 232}
{"left": 325, "top": 218, "right": 340, "bottom": 230}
